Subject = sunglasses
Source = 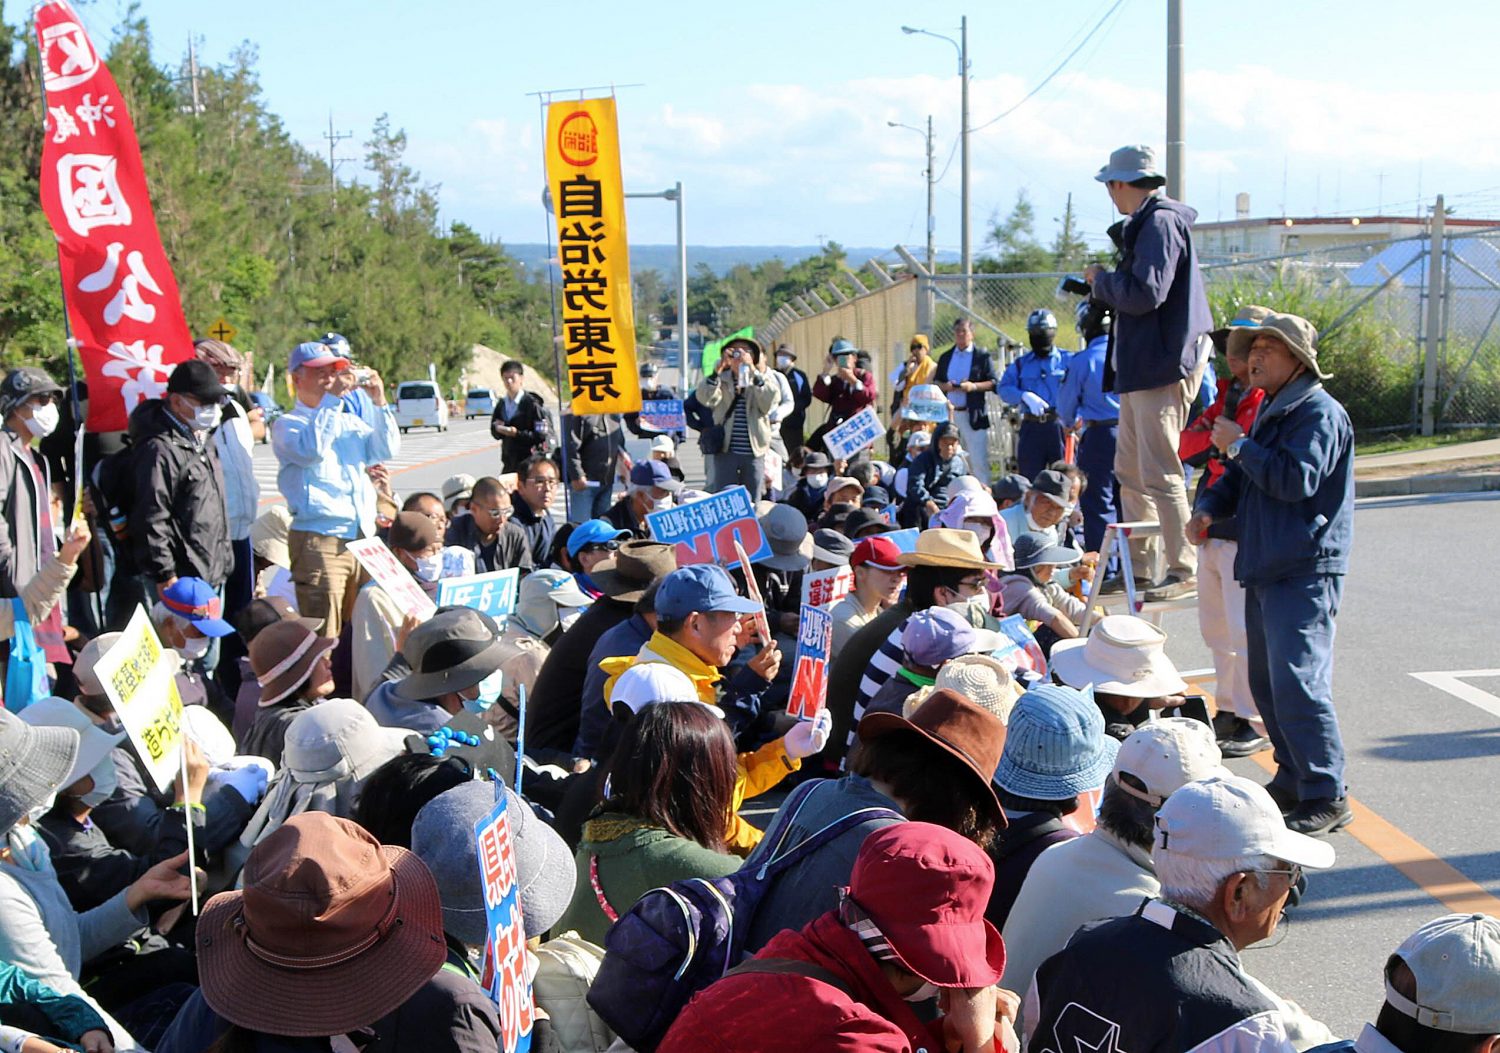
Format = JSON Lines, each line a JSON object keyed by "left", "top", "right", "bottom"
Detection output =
{"left": 581, "top": 540, "right": 622, "bottom": 554}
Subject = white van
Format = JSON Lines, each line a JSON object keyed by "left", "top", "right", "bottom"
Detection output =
{"left": 394, "top": 381, "right": 449, "bottom": 433}
{"left": 465, "top": 388, "right": 497, "bottom": 419}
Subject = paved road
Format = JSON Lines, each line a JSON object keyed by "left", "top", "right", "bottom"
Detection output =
{"left": 254, "top": 422, "right": 1499, "bottom": 1037}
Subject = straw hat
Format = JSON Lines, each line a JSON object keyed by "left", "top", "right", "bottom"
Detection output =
{"left": 896, "top": 527, "right": 1004, "bottom": 570}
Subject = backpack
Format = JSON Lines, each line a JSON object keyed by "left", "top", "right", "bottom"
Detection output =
{"left": 585, "top": 780, "right": 903, "bottom": 1052}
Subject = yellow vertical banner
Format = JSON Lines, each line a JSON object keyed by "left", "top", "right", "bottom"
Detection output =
{"left": 545, "top": 98, "right": 642, "bottom": 416}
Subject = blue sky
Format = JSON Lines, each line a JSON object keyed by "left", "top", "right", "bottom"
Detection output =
{"left": 31, "top": 0, "right": 1500, "bottom": 253}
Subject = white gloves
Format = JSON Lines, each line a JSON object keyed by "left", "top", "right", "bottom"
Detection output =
{"left": 1020, "top": 392, "right": 1049, "bottom": 416}
{"left": 783, "top": 710, "right": 834, "bottom": 760}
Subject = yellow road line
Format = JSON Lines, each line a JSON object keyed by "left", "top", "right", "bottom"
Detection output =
{"left": 1185, "top": 675, "right": 1500, "bottom": 916}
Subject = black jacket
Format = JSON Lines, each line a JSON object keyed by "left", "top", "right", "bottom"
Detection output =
{"left": 526, "top": 595, "right": 632, "bottom": 754}
{"left": 0, "top": 429, "right": 51, "bottom": 596}
{"left": 128, "top": 398, "right": 232, "bottom": 587}
{"left": 510, "top": 492, "right": 557, "bottom": 566}
{"left": 782, "top": 367, "right": 813, "bottom": 423}
{"left": 934, "top": 345, "right": 999, "bottom": 430}
{"left": 445, "top": 512, "right": 534, "bottom": 574}
{"left": 38, "top": 803, "right": 198, "bottom": 912}
{"left": 490, "top": 390, "right": 553, "bottom": 472}
{"left": 93, "top": 743, "right": 253, "bottom": 857}
{"left": 563, "top": 412, "right": 624, "bottom": 487}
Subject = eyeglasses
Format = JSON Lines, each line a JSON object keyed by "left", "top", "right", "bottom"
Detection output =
{"left": 1248, "top": 863, "right": 1303, "bottom": 886}
{"left": 525, "top": 476, "right": 560, "bottom": 487}
{"left": 955, "top": 577, "right": 987, "bottom": 595}
{"left": 581, "top": 540, "right": 621, "bottom": 554}
{"left": 471, "top": 505, "right": 506, "bottom": 518}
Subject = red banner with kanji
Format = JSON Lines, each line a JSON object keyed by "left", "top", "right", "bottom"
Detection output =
{"left": 35, "top": 0, "right": 194, "bottom": 432}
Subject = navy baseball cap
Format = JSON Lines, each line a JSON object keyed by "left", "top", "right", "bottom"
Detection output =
{"left": 288, "top": 341, "right": 346, "bottom": 373}
{"left": 321, "top": 332, "right": 352, "bottom": 359}
{"left": 566, "top": 519, "right": 631, "bottom": 558}
{"left": 656, "top": 565, "right": 762, "bottom": 620}
{"left": 629, "top": 459, "right": 683, "bottom": 493}
{"left": 160, "top": 577, "right": 236, "bottom": 637}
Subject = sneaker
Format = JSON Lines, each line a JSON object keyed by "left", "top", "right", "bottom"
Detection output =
{"left": 1211, "top": 711, "right": 1241, "bottom": 739}
{"left": 1285, "top": 796, "right": 1354, "bottom": 837}
{"left": 1098, "top": 575, "right": 1152, "bottom": 596}
{"left": 1216, "top": 718, "right": 1272, "bottom": 758}
{"left": 1263, "top": 781, "right": 1298, "bottom": 815}
{"left": 1144, "top": 575, "right": 1198, "bottom": 602}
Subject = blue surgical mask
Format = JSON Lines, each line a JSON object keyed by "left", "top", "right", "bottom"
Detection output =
{"left": 5, "top": 822, "right": 51, "bottom": 872}
{"left": 414, "top": 554, "right": 444, "bottom": 583}
{"left": 80, "top": 758, "right": 118, "bottom": 809}
{"left": 464, "top": 669, "right": 505, "bottom": 714}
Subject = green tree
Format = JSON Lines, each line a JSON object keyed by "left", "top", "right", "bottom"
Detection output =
{"left": 1051, "top": 193, "right": 1090, "bottom": 269}
{"left": 979, "top": 190, "right": 1052, "bottom": 273}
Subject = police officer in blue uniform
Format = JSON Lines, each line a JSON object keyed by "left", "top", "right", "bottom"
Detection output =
{"left": 998, "top": 309, "right": 1068, "bottom": 479}
{"left": 1057, "top": 300, "right": 1121, "bottom": 553}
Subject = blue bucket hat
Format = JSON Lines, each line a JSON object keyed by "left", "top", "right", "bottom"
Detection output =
{"left": 991, "top": 683, "right": 1118, "bottom": 800}
{"left": 655, "top": 564, "right": 760, "bottom": 620}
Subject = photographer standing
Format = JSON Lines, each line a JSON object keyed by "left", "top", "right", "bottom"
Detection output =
{"left": 272, "top": 342, "right": 399, "bottom": 636}
{"left": 809, "top": 338, "right": 878, "bottom": 452}
{"left": 1084, "top": 145, "right": 1213, "bottom": 602}
{"left": 695, "top": 336, "right": 778, "bottom": 501}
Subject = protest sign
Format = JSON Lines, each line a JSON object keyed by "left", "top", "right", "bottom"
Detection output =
{"left": 646, "top": 485, "right": 770, "bottom": 568}
{"left": 884, "top": 528, "right": 920, "bottom": 554}
{"left": 93, "top": 606, "right": 183, "bottom": 793}
{"left": 822, "top": 406, "right": 882, "bottom": 461}
{"left": 438, "top": 569, "right": 520, "bottom": 621}
{"left": 545, "top": 97, "right": 640, "bottom": 417}
{"left": 787, "top": 604, "right": 833, "bottom": 720}
{"left": 639, "top": 398, "right": 686, "bottom": 433}
{"left": 902, "top": 384, "right": 949, "bottom": 423}
{"left": 800, "top": 565, "right": 854, "bottom": 609}
{"left": 475, "top": 791, "right": 534, "bottom": 1052}
{"left": 732, "top": 540, "right": 774, "bottom": 645}
{"left": 348, "top": 538, "right": 436, "bottom": 619}
{"left": 990, "top": 614, "right": 1048, "bottom": 678}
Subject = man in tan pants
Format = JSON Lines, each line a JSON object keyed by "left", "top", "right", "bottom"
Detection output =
{"left": 1084, "top": 145, "right": 1213, "bottom": 601}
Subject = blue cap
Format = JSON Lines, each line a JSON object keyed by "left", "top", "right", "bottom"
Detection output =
{"left": 655, "top": 565, "right": 762, "bottom": 620}
{"left": 321, "top": 332, "right": 351, "bottom": 359}
{"left": 160, "top": 577, "right": 236, "bottom": 637}
{"left": 288, "top": 341, "right": 345, "bottom": 373}
{"left": 991, "top": 683, "right": 1118, "bottom": 800}
{"left": 629, "top": 459, "right": 683, "bottom": 492}
{"left": 566, "top": 519, "right": 630, "bottom": 558}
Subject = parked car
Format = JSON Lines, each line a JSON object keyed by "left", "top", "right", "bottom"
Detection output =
{"left": 250, "top": 391, "right": 284, "bottom": 444}
{"left": 465, "top": 387, "right": 497, "bottom": 419}
{"left": 394, "top": 381, "right": 449, "bottom": 433}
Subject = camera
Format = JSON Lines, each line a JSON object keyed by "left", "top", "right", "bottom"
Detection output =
{"left": 1057, "top": 275, "right": 1093, "bottom": 297}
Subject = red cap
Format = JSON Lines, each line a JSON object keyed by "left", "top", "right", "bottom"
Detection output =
{"left": 846, "top": 823, "right": 1005, "bottom": 987}
{"left": 850, "top": 535, "right": 903, "bottom": 572}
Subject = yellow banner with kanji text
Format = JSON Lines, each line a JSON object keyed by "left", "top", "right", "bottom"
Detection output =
{"left": 545, "top": 98, "right": 641, "bottom": 415}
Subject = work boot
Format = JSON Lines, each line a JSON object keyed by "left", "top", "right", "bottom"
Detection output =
{"left": 1216, "top": 716, "right": 1271, "bottom": 758}
{"left": 1263, "top": 781, "right": 1298, "bottom": 815}
{"left": 1285, "top": 796, "right": 1353, "bottom": 837}
{"left": 1144, "top": 574, "right": 1197, "bottom": 602}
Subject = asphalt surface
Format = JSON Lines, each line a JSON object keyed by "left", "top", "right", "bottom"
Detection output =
{"left": 253, "top": 421, "right": 1500, "bottom": 1038}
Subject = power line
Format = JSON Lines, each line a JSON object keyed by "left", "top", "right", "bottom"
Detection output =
{"left": 969, "top": 0, "right": 1128, "bottom": 134}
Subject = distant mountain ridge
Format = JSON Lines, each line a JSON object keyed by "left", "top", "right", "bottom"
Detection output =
{"left": 503, "top": 243, "right": 960, "bottom": 277}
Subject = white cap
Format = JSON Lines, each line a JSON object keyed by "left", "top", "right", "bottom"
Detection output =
{"left": 1050, "top": 615, "right": 1189, "bottom": 699}
{"left": 1153, "top": 775, "right": 1335, "bottom": 870}
{"left": 609, "top": 663, "right": 724, "bottom": 718}
{"left": 1385, "top": 913, "right": 1500, "bottom": 1033}
{"left": 650, "top": 434, "right": 674, "bottom": 454}
{"left": 1113, "top": 718, "right": 1229, "bottom": 806}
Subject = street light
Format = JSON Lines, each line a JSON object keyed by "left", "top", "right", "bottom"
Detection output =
{"left": 888, "top": 117, "right": 935, "bottom": 275}
{"left": 901, "top": 16, "right": 969, "bottom": 298}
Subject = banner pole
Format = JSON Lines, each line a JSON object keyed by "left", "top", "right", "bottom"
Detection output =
{"left": 181, "top": 744, "right": 199, "bottom": 915}
{"left": 535, "top": 95, "right": 570, "bottom": 503}
{"left": 514, "top": 683, "right": 526, "bottom": 796}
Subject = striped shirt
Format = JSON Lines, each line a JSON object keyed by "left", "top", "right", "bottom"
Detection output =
{"left": 846, "top": 619, "right": 911, "bottom": 750}
{"left": 728, "top": 394, "right": 753, "bottom": 455}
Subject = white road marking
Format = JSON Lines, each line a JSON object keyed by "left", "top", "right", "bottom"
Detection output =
{"left": 1408, "top": 670, "right": 1500, "bottom": 720}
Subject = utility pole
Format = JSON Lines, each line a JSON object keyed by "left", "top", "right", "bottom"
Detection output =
{"left": 959, "top": 15, "right": 971, "bottom": 299}
{"left": 925, "top": 114, "right": 936, "bottom": 275}
{"left": 187, "top": 34, "right": 201, "bottom": 116}
{"left": 1421, "top": 194, "right": 1446, "bottom": 437}
{"left": 1165, "top": 0, "right": 1184, "bottom": 200}
{"left": 674, "top": 182, "right": 688, "bottom": 392}
{"left": 323, "top": 113, "right": 353, "bottom": 195}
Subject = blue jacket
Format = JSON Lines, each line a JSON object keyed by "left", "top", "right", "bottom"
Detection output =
{"left": 272, "top": 394, "right": 399, "bottom": 539}
{"left": 1058, "top": 336, "right": 1120, "bottom": 425}
{"left": 998, "top": 349, "right": 1068, "bottom": 412}
{"left": 1197, "top": 374, "right": 1354, "bottom": 587}
{"left": 1090, "top": 196, "right": 1213, "bottom": 394}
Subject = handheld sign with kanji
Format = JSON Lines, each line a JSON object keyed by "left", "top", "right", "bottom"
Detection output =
{"left": 438, "top": 569, "right": 520, "bottom": 621}
{"left": 800, "top": 565, "right": 854, "bottom": 609}
{"left": 475, "top": 789, "right": 534, "bottom": 1053}
{"left": 348, "top": 538, "right": 437, "bottom": 619}
{"left": 638, "top": 398, "right": 686, "bottom": 433}
{"left": 822, "top": 406, "right": 883, "bottom": 461}
{"left": 93, "top": 606, "right": 183, "bottom": 792}
{"left": 646, "top": 486, "right": 770, "bottom": 569}
{"left": 787, "top": 604, "right": 833, "bottom": 720}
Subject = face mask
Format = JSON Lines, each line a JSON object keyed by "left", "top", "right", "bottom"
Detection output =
{"left": 903, "top": 980, "right": 938, "bottom": 1003}
{"left": 557, "top": 607, "right": 584, "bottom": 634}
{"left": 193, "top": 402, "right": 223, "bottom": 431}
{"left": 414, "top": 554, "right": 444, "bottom": 583}
{"left": 644, "top": 379, "right": 658, "bottom": 392}
{"left": 27, "top": 793, "right": 55, "bottom": 825}
{"left": 946, "top": 595, "right": 990, "bottom": 629}
{"left": 24, "top": 402, "right": 59, "bottom": 438}
{"left": 650, "top": 494, "right": 673, "bottom": 513}
{"left": 79, "top": 758, "right": 118, "bottom": 809}
{"left": 806, "top": 473, "right": 829, "bottom": 489}
{"left": 178, "top": 635, "right": 211, "bottom": 661}
{"left": 5, "top": 822, "right": 50, "bottom": 872}
{"left": 463, "top": 669, "right": 505, "bottom": 714}
{"left": 776, "top": 355, "right": 792, "bottom": 369}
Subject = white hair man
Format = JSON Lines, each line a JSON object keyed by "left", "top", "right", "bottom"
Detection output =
{"left": 1025, "top": 775, "right": 1335, "bottom": 1053}
{"left": 1000, "top": 718, "right": 1226, "bottom": 1009}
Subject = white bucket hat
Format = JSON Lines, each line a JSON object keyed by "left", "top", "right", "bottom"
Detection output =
{"left": 1049, "top": 615, "right": 1188, "bottom": 698}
